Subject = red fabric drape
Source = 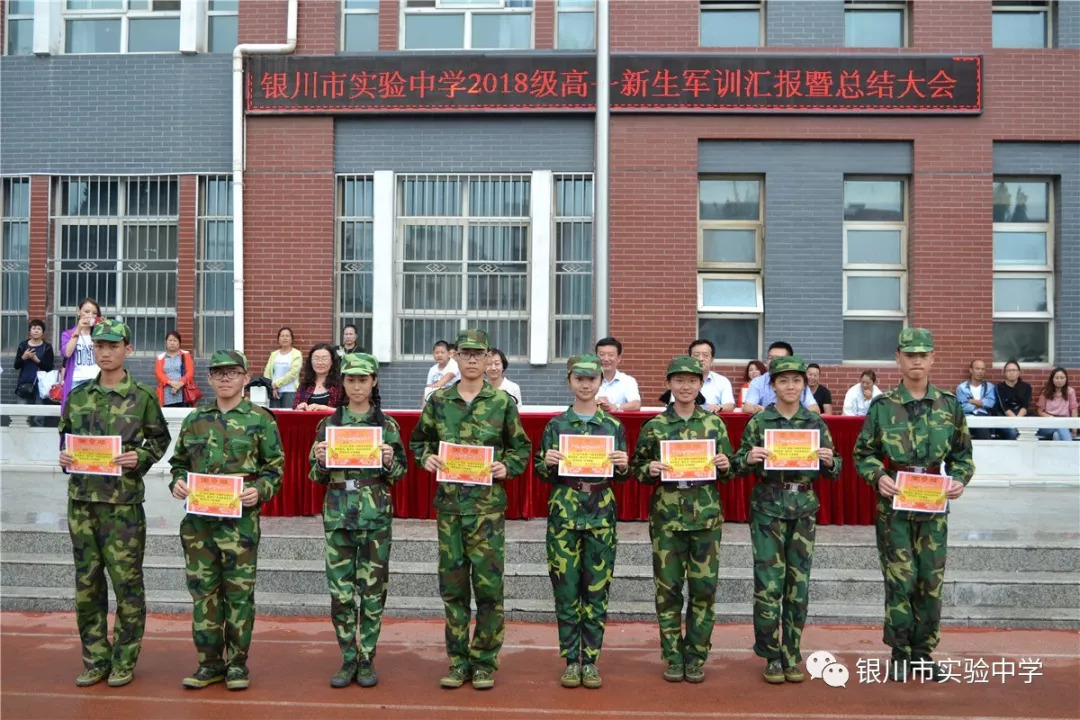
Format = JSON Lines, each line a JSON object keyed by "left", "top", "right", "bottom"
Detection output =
{"left": 262, "top": 410, "right": 876, "bottom": 525}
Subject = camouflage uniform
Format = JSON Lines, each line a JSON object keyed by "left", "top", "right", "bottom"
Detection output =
{"left": 169, "top": 350, "right": 284, "bottom": 677}
{"left": 853, "top": 329, "right": 974, "bottom": 665}
{"left": 733, "top": 356, "right": 841, "bottom": 670}
{"left": 309, "top": 354, "right": 407, "bottom": 667}
{"left": 59, "top": 320, "right": 171, "bottom": 678}
{"left": 534, "top": 355, "right": 628, "bottom": 666}
{"left": 631, "top": 356, "right": 733, "bottom": 669}
{"left": 409, "top": 330, "right": 531, "bottom": 676}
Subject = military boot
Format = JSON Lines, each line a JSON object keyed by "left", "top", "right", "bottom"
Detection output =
{"left": 182, "top": 666, "right": 225, "bottom": 689}
{"left": 763, "top": 659, "right": 785, "bottom": 684}
{"left": 356, "top": 659, "right": 378, "bottom": 687}
{"left": 684, "top": 660, "right": 705, "bottom": 683}
{"left": 330, "top": 660, "right": 357, "bottom": 688}
{"left": 225, "top": 666, "right": 250, "bottom": 691}
{"left": 784, "top": 664, "right": 805, "bottom": 683}
{"left": 581, "top": 663, "right": 602, "bottom": 689}
{"left": 440, "top": 666, "right": 470, "bottom": 689}
{"left": 663, "top": 662, "right": 685, "bottom": 682}
{"left": 560, "top": 662, "right": 582, "bottom": 688}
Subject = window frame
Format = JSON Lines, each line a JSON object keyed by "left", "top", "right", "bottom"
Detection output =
{"left": 1, "top": 176, "right": 32, "bottom": 351}
{"left": 697, "top": 174, "right": 764, "bottom": 270}
{"left": 206, "top": 0, "right": 239, "bottom": 53}
{"left": 196, "top": 175, "right": 235, "bottom": 356}
{"left": 555, "top": 0, "right": 595, "bottom": 50}
{"left": 550, "top": 172, "right": 595, "bottom": 362}
{"left": 842, "top": 270, "right": 907, "bottom": 317}
{"left": 4, "top": 1, "right": 35, "bottom": 56}
{"left": 335, "top": 174, "right": 376, "bottom": 354}
{"left": 843, "top": 0, "right": 909, "bottom": 48}
{"left": 341, "top": 0, "right": 380, "bottom": 52}
{"left": 697, "top": 273, "right": 764, "bottom": 314}
{"left": 991, "top": 1, "right": 1053, "bottom": 49}
{"left": 400, "top": 0, "right": 535, "bottom": 50}
{"left": 699, "top": 0, "right": 765, "bottom": 48}
{"left": 62, "top": 0, "right": 182, "bottom": 55}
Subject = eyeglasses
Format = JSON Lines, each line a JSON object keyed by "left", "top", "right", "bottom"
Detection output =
{"left": 209, "top": 369, "right": 244, "bottom": 380}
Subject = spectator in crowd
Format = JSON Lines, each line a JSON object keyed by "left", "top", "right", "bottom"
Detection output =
{"left": 806, "top": 363, "right": 833, "bottom": 415}
{"left": 263, "top": 326, "right": 302, "bottom": 409}
{"left": 294, "top": 343, "right": 344, "bottom": 411}
{"left": 843, "top": 370, "right": 883, "bottom": 417}
{"left": 688, "top": 339, "right": 735, "bottom": 413}
{"left": 1036, "top": 367, "right": 1078, "bottom": 441}
{"left": 423, "top": 340, "right": 460, "bottom": 405}
{"left": 956, "top": 359, "right": 996, "bottom": 440}
{"left": 336, "top": 323, "right": 360, "bottom": 358}
{"left": 155, "top": 330, "right": 196, "bottom": 408}
{"left": 486, "top": 348, "right": 522, "bottom": 405}
{"left": 595, "top": 337, "right": 641, "bottom": 412}
{"left": 994, "top": 360, "right": 1031, "bottom": 441}
{"left": 740, "top": 360, "right": 767, "bottom": 408}
{"left": 13, "top": 319, "right": 55, "bottom": 425}
{"left": 742, "top": 342, "right": 819, "bottom": 415}
{"left": 60, "top": 297, "right": 103, "bottom": 410}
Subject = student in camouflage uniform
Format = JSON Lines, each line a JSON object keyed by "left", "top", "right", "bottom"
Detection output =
{"left": 535, "top": 353, "right": 629, "bottom": 690}
{"left": 410, "top": 329, "right": 531, "bottom": 690}
{"left": 631, "top": 356, "right": 733, "bottom": 684}
{"left": 168, "top": 350, "right": 284, "bottom": 691}
{"left": 733, "top": 355, "right": 841, "bottom": 684}
{"left": 853, "top": 328, "right": 973, "bottom": 683}
{"left": 58, "top": 319, "right": 171, "bottom": 689}
{"left": 310, "top": 353, "right": 407, "bottom": 689}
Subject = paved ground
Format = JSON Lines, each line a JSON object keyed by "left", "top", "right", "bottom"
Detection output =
{"left": 2, "top": 612, "right": 1077, "bottom": 720}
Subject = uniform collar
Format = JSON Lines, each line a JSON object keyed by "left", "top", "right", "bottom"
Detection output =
{"left": 445, "top": 380, "right": 494, "bottom": 402}
{"left": 895, "top": 382, "right": 942, "bottom": 404}
{"left": 761, "top": 403, "right": 813, "bottom": 421}
{"left": 560, "top": 405, "right": 609, "bottom": 426}
{"left": 210, "top": 397, "right": 255, "bottom": 415}
{"left": 662, "top": 404, "right": 709, "bottom": 423}
{"left": 84, "top": 370, "right": 134, "bottom": 397}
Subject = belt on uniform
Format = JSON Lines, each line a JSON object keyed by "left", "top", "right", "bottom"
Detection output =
{"left": 670, "top": 479, "right": 714, "bottom": 489}
{"left": 328, "top": 477, "right": 384, "bottom": 490}
{"left": 891, "top": 465, "right": 942, "bottom": 475}
{"left": 775, "top": 481, "right": 811, "bottom": 493}
{"left": 563, "top": 479, "right": 611, "bottom": 493}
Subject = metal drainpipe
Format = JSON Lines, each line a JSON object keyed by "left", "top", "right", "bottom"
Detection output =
{"left": 594, "top": 0, "right": 610, "bottom": 339}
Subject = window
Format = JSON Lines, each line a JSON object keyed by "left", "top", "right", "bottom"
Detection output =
{"left": 336, "top": 176, "right": 375, "bottom": 353}
{"left": 552, "top": 174, "right": 593, "bottom": 360}
{"left": 556, "top": 0, "right": 594, "bottom": 50}
{"left": 52, "top": 177, "right": 179, "bottom": 352}
{"left": 700, "top": 1, "right": 763, "bottom": 48}
{"left": 5, "top": 0, "right": 34, "bottom": 55}
{"left": 63, "top": 0, "right": 181, "bottom": 54}
{"left": 402, "top": 0, "right": 533, "bottom": 50}
{"left": 343, "top": 0, "right": 379, "bottom": 51}
{"left": 208, "top": 0, "right": 239, "bottom": 53}
{"left": 697, "top": 177, "right": 763, "bottom": 360}
{"left": 843, "top": 178, "right": 907, "bottom": 361}
{"left": 992, "top": 1, "right": 1052, "bottom": 48}
{"left": 396, "top": 174, "right": 530, "bottom": 359}
{"left": 2, "top": 178, "right": 31, "bottom": 351}
{"left": 844, "top": 1, "right": 907, "bottom": 47}
{"left": 992, "top": 178, "right": 1053, "bottom": 364}
{"left": 197, "top": 177, "right": 234, "bottom": 355}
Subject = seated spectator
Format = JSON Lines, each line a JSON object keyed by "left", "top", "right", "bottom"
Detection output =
{"left": 13, "top": 319, "right": 55, "bottom": 426}
{"left": 740, "top": 359, "right": 767, "bottom": 408}
{"left": 1036, "top": 367, "right": 1078, "bottom": 441}
{"left": 806, "top": 363, "right": 833, "bottom": 414}
{"left": 688, "top": 339, "right": 735, "bottom": 413}
{"left": 842, "top": 370, "right": 883, "bottom": 417}
{"left": 742, "top": 342, "right": 819, "bottom": 414}
{"left": 595, "top": 336, "right": 641, "bottom": 412}
{"left": 994, "top": 360, "right": 1031, "bottom": 440}
{"left": 956, "top": 359, "right": 996, "bottom": 440}
{"left": 294, "top": 343, "right": 344, "bottom": 411}
{"left": 486, "top": 348, "right": 522, "bottom": 405}
{"left": 423, "top": 339, "right": 460, "bottom": 405}
{"left": 155, "top": 330, "right": 196, "bottom": 408}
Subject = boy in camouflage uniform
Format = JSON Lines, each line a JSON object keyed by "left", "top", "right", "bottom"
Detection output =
{"left": 733, "top": 355, "right": 841, "bottom": 684}
{"left": 853, "top": 328, "right": 973, "bottom": 682}
{"left": 58, "top": 319, "right": 171, "bottom": 688}
{"left": 310, "top": 353, "right": 407, "bottom": 689}
{"left": 535, "top": 354, "right": 630, "bottom": 689}
{"left": 631, "top": 356, "right": 733, "bottom": 684}
{"left": 410, "top": 329, "right": 531, "bottom": 690}
{"left": 168, "top": 350, "right": 284, "bottom": 691}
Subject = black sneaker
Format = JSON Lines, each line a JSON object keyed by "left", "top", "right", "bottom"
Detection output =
{"left": 182, "top": 667, "right": 225, "bottom": 689}
{"left": 331, "top": 660, "right": 358, "bottom": 688}
{"left": 356, "top": 659, "right": 378, "bottom": 688}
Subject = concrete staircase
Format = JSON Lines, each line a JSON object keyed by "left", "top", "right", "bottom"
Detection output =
{"left": 2, "top": 521, "right": 1077, "bottom": 629}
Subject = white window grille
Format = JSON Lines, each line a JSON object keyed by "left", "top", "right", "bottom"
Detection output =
{"left": 343, "top": 0, "right": 380, "bottom": 51}
{"left": 2, "top": 178, "right": 32, "bottom": 351}
{"left": 552, "top": 173, "right": 593, "bottom": 360}
{"left": 63, "top": 0, "right": 181, "bottom": 54}
{"left": 197, "top": 176, "right": 234, "bottom": 355}
{"left": 556, "top": 0, "right": 594, "bottom": 50}
{"left": 5, "top": 0, "right": 34, "bottom": 55}
{"left": 336, "top": 175, "right": 375, "bottom": 353}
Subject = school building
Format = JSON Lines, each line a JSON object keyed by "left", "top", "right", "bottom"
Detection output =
{"left": 1, "top": 0, "right": 1077, "bottom": 407}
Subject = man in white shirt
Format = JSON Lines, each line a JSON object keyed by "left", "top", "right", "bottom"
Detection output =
{"left": 742, "top": 341, "right": 820, "bottom": 414}
{"left": 422, "top": 340, "right": 460, "bottom": 405}
{"left": 688, "top": 339, "right": 735, "bottom": 413}
{"left": 594, "top": 337, "right": 641, "bottom": 412}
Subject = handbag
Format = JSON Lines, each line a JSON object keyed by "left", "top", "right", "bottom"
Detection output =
{"left": 48, "top": 383, "right": 63, "bottom": 404}
{"left": 37, "top": 370, "right": 59, "bottom": 400}
{"left": 15, "top": 382, "right": 36, "bottom": 399}
{"left": 182, "top": 379, "right": 203, "bottom": 405}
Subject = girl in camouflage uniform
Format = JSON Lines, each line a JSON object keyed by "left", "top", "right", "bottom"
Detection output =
{"left": 311, "top": 353, "right": 407, "bottom": 689}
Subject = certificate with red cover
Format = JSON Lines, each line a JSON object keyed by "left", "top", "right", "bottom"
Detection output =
{"left": 326, "top": 426, "right": 382, "bottom": 469}
{"left": 186, "top": 473, "right": 243, "bottom": 518}
{"left": 892, "top": 472, "right": 950, "bottom": 514}
{"left": 436, "top": 442, "right": 494, "bottom": 486}
{"left": 65, "top": 434, "right": 122, "bottom": 476}
{"left": 559, "top": 434, "right": 614, "bottom": 478}
{"left": 763, "top": 429, "right": 820, "bottom": 471}
{"left": 660, "top": 439, "right": 715, "bottom": 482}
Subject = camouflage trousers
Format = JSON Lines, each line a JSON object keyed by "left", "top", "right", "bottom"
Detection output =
{"left": 179, "top": 512, "right": 261, "bottom": 672}
{"left": 326, "top": 524, "right": 391, "bottom": 664}
{"left": 875, "top": 507, "right": 948, "bottom": 655}
{"left": 68, "top": 499, "right": 146, "bottom": 672}
{"left": 750, "top": 510, "right": 816, "bottom": 667}
{"left": 546, "top": 523, "right": 616, "bottom": 663}
{"left": 649, "top": 524, "right": 722, "bottom": 665}
{"left": 437, "top": 512, "right": 505, "bottom": 672}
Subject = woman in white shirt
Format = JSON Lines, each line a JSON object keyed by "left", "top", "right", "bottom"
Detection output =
{"left": 262, "top": 326, "right": 303, "bottom": 409}
{"left": 486, "top": 348, "right": 522, "bottom": 405}
{"left": 843, "top": 369, "right": 883, "bottom": 416}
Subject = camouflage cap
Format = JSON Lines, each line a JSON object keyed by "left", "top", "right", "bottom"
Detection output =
{"left": 769, "top": 355, "right": 807, "bottom": 376}
{"left": 456, "top": 328, "right": 490, "bottom": 351}
{"left": 567, "top": 353, "right": 602, "bottom": 378}
{"left": 90, "top": 319, "right": 130, "bottom": 344}
{"left": 341, "top": 352, "right": 378, "bottom": 376}
{"left": 208, "top": 349, "right": 248, "bottom": 371}
{"left": 666, "top": 355, "right": 705, "bottom": 379}
{"left": 898, "top": 327, "right": 934, "bottom": 353}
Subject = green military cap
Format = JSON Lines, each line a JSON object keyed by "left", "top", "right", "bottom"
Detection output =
{"left": 769, "top": 355, "right": 807, "bottom": 376}
{"left": 666, "top": 355, "right": 705, "bottom": 379}
{"left": 456, "top": 328, "right": 490, "bottom": 351}
{"left": 90, "top": 319, "right": 130, "bottom": 343}
{"left": 341, "top": 352, "right": 378, "bottom": 376}
{"left": 567, "top": 353, "right": 602, "bottom": 377}
{"left": 898, "top": 327, "right": 934, "bottom": 353}
{"left": 208, "top": 349, "right": 248, "bottom": 370}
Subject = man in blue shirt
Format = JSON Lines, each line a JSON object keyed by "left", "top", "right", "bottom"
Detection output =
{"left": 955, "top": 359, "right": 995, "bottom": 440}
{"left": 742, "top": 342, "right": 820, "bottom": 415}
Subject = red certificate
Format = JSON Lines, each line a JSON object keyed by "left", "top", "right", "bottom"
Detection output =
{"left": 892, "top": 472, "right": 950, "bottom": 514}
{"left": 764, "top": 429, "right": 820, "bottom": 471}
{"left": 436, "top": 442, "right": 494, "bottom": 486}
{"left": 559, "top": 434, "right": 614, "bottom": 478}
{"left": 326, "top": 426, "right": 383, "bottom": 469}
{"left": 65, "top": 434, "right": 122, "bottom": 476}
{"left": 186, "top": 473, "right": 243, "bottom": 518}
{"left": 660, "top": 439, "right": 716, "bottom": 482}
